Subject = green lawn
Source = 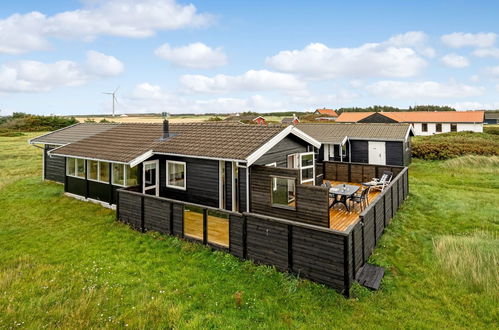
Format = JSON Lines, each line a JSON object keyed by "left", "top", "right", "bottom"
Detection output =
{"left": 0, "top": 133, "right": 497, "bottom": 328}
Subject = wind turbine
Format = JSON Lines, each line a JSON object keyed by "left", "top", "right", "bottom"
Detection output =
{"left": 103, "top": 87, "right": 119, "bottom": 116}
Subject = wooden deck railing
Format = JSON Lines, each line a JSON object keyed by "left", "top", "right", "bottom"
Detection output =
{"left": 116, "top": 164, "right": 409, "bottom": 296}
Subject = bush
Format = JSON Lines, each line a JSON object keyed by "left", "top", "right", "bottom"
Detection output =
{"left": 0, "top": 113, "right": 78, "bottom": 132}
{"left": 484, "top": 125, "right": 499, "bottom": 135}
{"left": 412, "top": 131, "right": 499, "bottom": 160}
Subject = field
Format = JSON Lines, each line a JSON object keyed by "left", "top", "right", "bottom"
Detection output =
{"left": 73, "top": 114, "right": 293, "bottom": 124}
{"left": 74, "top": 115, "right": 223, "bottom": 124}
{"left": 0, "top": 133, "right": 497, "bottom": 328}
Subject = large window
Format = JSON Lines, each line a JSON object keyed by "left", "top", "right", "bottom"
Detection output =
{"left": 271, "top": 177, "right": 296, "bottom": 209}
{"left": 66, "top": 157, "right": 85, "bottom": 179}
{"left": 112, "top": 164, "right": 137, "bottom": 187}
{"left": 112, "top": 163, "right": 125, "bottom": 186}
{"left": 422, "top": 123, "right": 428, "bottom": 132}
{"left": 87, "top": 160, "right": 109, "bottom": 183}
{"left": 436, "top": 123, "right": 442, "bottom": 132}
{"left": 451, "top": 123, "right": 457, "bottom": 132}
{"left": 166, "top": 160, "right": 186, "bottom": 190}
{"left": 299, "top": 152, "right": 315, "bottom": 184}
{"left": 126, "top": 165, "right": 138, "bottom": 186}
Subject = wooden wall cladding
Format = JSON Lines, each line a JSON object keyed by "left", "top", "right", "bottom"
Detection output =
{"left": 143, "top": 197, "right": 171, "bottom": 234}
{"left": 250, "top": 165, "right": 329, "bottom": 227}
{"left": 323, "top": 161, "right": 405, "bottom": 184}
{"left": 118, "top": 192, "right": 142, "bottom": 230}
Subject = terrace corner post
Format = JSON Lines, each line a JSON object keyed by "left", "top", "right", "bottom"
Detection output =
{"left": 343, "top": 234, "right": 351, "bottom": 297}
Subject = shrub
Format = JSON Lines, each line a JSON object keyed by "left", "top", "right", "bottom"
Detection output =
{"left": 0, "top": 113, "right": 78, "bottom": 132}
{"left": 411, "top": 132, "right": 499, "bottom": 160}
{"left": 484, "top": 125, "right": 499, "bottom": 135}
{"left": 207, "top": 116, "right": 223, "bottom": 121}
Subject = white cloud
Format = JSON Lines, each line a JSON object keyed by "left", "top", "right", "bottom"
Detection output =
{"left": 0, "top": 0, "right": 213, "bottom": 54}
{"left": 266, "top": 40, "right": 427, "bottom": 80}
{"left": 470, "top": 75, "right": 480, "bottom": 83}
{"left": 385, "top": 31, "right": 436, "bottom": 57}
{"left": 180, "top": 70, "right": 306, "bottom": 93}
{"left": 123, "top": 83, "right": 286, "bottom": 113}
{"left": 366, "top": 80, "right": 484, "bottom": 99}
{"left": 155, "top": 42, "right": 227, "bottom": 69}
{"left": 473, "top": 48, "right": 499, "bottom": 59}
{"left": 449, "top": 101, "right": 499, "bottom": 110}
{"left": 85, "top": 50, "right": 124, "bottom": 76}
{"left": 441, "top": 53, "right": 469, "bottom": 68}
{"left": 441, "top": 32, "right": 496, "bottom": 48}
{"left": 487, "top": 66, "right": 499, "bottom": 77}
{"left": 0, "top": 51, "right": 123, "bottom": 93}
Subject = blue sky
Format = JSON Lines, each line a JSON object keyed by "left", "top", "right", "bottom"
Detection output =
{"left": 1, "top": 0, "right": 499, "bottom": 116}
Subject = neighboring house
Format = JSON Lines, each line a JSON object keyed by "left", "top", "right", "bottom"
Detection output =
{"left": 281, "top": 114, "right": 300, "bottom": 125}
{"left": 224, "top": 115, "right": 267, "bottom": 126}
{"left": 484, "top": 111, "right": 499, "bottom": 124}
{"left": 297, "top": 123, "right": 413, "bottom": 166}
{"left": 314, "top": 108, "right": 338, "bottom": 121}
{"left": 335, "top": 111, "right": 484, "bottom": 135}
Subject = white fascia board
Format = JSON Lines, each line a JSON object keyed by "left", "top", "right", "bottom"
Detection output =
{"left": 290, "top": 127, "right": 322, "bottom": 148}
{"left": 129, "top": 150, "right": 154, "bottom": 167}
{"left": 246, "top": 126, "right": 293, "bottom": 166}
{"left": 405, "top": 126, "right": 415, "bottom": 141}
{"left": 246, "top": 126, "right": 322, "bottom": 166}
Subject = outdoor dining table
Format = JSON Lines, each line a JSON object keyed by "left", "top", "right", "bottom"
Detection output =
{"left": 329, "top": 184, "right": 360, "bottom": 212}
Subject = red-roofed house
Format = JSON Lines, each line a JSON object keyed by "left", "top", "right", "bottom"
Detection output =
{"left": 335, "top": 111, "right": 484, "bottom": 135}
{"left": 314, "top": 108, "right": 338, "bottom": 121}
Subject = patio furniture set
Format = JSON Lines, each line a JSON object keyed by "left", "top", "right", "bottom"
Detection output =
{"left": 323, "top": 171, "right": 393, "bottom": 212}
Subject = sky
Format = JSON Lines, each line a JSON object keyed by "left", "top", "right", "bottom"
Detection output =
{"left": 1, "top": 0, "right": 499, "bottom": 116}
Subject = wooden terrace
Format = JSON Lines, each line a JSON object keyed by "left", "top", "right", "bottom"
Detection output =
{"left": 326, "top": 180, "right": 381, "bottom": 231}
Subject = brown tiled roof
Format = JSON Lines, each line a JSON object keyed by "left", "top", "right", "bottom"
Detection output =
{"left": 51, "top": 122, "right": 285, "bottom": 163}
{"left": 296, "top": 123, "right": 412, "bottom": 144}
{"left": 29, "top": 123, "right": 118, "bottom": 145}
{"left": 336, "top": 111, "right": 485, "bottom": 123}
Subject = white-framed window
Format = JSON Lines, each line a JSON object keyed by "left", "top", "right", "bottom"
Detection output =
{"left": 66, "top": 157, "right": 85, "bottom": 179}
{"left": 112, "top": 163, "right": 138, "bottom": 187}
{"left": 329, "top": 144, "right": 335, "bottom": 158}
{"left": 266, "top": 163, "right": 277, "bottom": 191}
{"left": 166, "top": 160, "right": 186, "bottom": 190}
{"left": 271, "top": 176, "right": 296, "bottom": 210}
{"left": 299, "top": 152, "right": 315, "bottom": 184}
{"left": 87, "top": 160, "right": 110, "bottom": 183}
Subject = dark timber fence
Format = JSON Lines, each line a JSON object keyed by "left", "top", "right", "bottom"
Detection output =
{"left": 116, "top": 163, "right": 409, "bottom": 296}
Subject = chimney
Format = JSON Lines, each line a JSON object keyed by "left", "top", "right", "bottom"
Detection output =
{"left": 163, "top": 119, "right": 169, "bottom": 139}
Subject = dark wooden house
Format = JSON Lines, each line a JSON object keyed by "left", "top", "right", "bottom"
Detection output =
{"left": 30, "top": 121, "right": 411, "bottom": 295}
{"left": 297, "top": 123, "right": 413, "bottom": 166}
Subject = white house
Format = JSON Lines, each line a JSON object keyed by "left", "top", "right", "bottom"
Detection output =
{"left": 336, "top": 111, "right": 485, "bottom": 136}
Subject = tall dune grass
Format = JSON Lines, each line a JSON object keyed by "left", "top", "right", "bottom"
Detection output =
{"left": 442, "top": 155, "right": 499, "bottom": 173}
{"left": 434, "top": 232, "right": 499, "bottom": 292}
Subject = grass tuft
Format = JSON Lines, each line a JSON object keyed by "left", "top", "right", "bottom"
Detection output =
{"left": 434, "top": 231, "right": 499, "bottom": 292}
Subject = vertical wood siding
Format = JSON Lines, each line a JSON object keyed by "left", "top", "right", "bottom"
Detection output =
{"left": 249, "top": 165, "right": 330, "bottom": 227}
{"left": 253, "top": 135, "right": 308, "bottom": 167}
{"left": 350, "top": 140, "right": 368, "bottom": 163}
{"left": 44, "top": 145, "right": 65, "bottom": 183}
